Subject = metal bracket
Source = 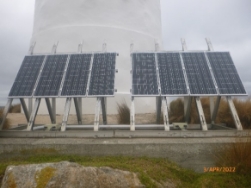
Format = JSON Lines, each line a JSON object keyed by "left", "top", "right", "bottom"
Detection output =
{"left": 227, "top": 96, "right": 243, "bottom": 130}
{"left": 130, "top": 96, "right": 135, "bottom": 131}
{"left": 181, "top": 38, "right": 188, "bottom": 51}
{"left": 20, "top": 98, "right": 30, "bottom": 122}
{"left": 101, "top": 97, "right": 107, "bottom": 125}
{"left": 205, "top": 38, "right": 214, "bottom": 51}
{"left": 74, "top": 98, "right": 82, "bottom": 124}
{"left": 78, "top": 41, "right": 83, "bottom": 53}
{"left": 51, "top": 42, "right": 59, "bottom": 54}
{"left": 27, "top": 98, "right": 41, "bottom": 131}
{"left": 45, "top": 98, "right": 56, "bottom": 124}
{"left": 184, "top": 97, "right": 192, "bottom": 123}
{"left": 195, "top": 97, "right": 208, "bottom": 131}
{"left": 0, "top": 99, "right": 13, "bottom": 130}
{"left": 94, "top": 98, "right": 101, "bottom": 131}
{"left": 162, "top": 97, "right": 170, "bottom": 131}
{"left": 211, "top": 96, "right": 221, "bottom": 124}
{"left": 61, "top": 98, "right": 72, "bottom": 131}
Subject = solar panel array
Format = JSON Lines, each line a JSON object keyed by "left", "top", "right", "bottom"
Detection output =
{"left": 132, "top": 53, "right": 159, "bottom": 95}
{"left": 88, "top": 53, "right": 116, "bottom": 96}
{"left": 8, "top": 53, "right": 117, "bottom": 98}
{"left": 131, "top": 52, "right": 246, "bottom": 96}
{"left": 9, "top": 55, "right": 45, "bottom": 97}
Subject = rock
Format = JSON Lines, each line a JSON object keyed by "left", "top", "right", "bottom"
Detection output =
{"left": 1, "top": 161, "right": 145, "bottom": 188}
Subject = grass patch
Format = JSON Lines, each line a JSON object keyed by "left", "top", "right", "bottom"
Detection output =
{"left": 117, "top": 101, "right": 130, "bottom": 124}
{"left": 1, "top": 153, "right": 251, "bottom": 188}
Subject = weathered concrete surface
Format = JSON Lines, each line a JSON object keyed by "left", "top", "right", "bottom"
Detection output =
{"left": 0, "top": 137, "right": 248, "bottom": 172}
{"left": 1, "top": 161, "right": 144, "bottom": 188}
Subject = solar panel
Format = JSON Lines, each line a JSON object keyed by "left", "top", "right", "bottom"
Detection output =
{"left": 34, "top": 55, "right": 68, "bottom": 97}
{"left": 132, "top": 53, "right": 159, "bottom": 95}
{"left": 88, "top": 53, "right": 116, "bottom": 96}
{"left": 157, "top": 53, "right": 188, "bottom": 95}
{"left": 61, "top": 54, "right": 92, "bottom": 96}
{"left": 181, "top": 52, "right": 217, "bottom": 95}
{"left": 9, "top": 55, "right": 45, "bottom": 97}
{"left": 206, "top": 52, "right": 246, "bottom": 95}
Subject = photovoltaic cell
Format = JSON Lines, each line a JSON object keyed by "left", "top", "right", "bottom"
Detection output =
{"left": 206, "top": 52, "right": 246, "bottom": 95}
{"left": 157, "top": 53, "right": 188, "bottom": 95}
{"left": 88, "top": 53, "right": 116, "bottom": 96}
{"left": 181, "top": 52, "right": 217, "bottom": 95}
{"left": 9, "top": 55, "right": 45, "bottom": 97}
{"left": 61, "top": 54, "right": 92, "bottom": 96}
{"left": 132, "top": 53, "right": 159, "bottom": 95}
{"left": 34, "top": 55, "right": 68, "bottom": 97}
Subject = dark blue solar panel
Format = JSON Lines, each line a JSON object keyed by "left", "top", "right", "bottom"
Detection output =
{"left": 9, "top": 55, "right": 45, "bottom": 97}
{"left": 157, "top": 53, "right": 188, "bottom": 95}
{"left": 132, "top": 53, "right": 159, "bottom": 95}
{"left": 61, "top": 54, "right": 92, "bottom": 96}
{"left": 181, "top": 52, "right": 217, "bottom": 95}
{"left": 206, "top": 52, "right": 246, "bottom": 95}
{"left": 88, "top": 53, "right": 116, "bottom": 96}
{"left": 34, "top": 55, "right": 68, "bottom": 96}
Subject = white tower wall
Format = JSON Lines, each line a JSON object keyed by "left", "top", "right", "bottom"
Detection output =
{"left": 31, "top": 0, "right": 162, "bottom": 114}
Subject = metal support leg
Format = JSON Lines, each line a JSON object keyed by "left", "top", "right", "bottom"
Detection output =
{"left": 52, "top": 98, "right": 56, "bottom": 123}
{"left": 74, "top": 98, "right": 82, "bottom": 124}
{"left": 28, "top": 98, "right": 33, "bottom": 115}
{"left": 130, "top": 97, "right": 135, "bottom": 131}
{"left": 156, "top": 97, "right": 162, "bottom": 124}
{"left": 184, "top": 97, "right": 192, "bottom": 123}
{"left": 227, "top": 96, "right": 243, "bottom": 130}
{"left": 211, "top": 96, "right": 221, "bottom": 124}
{"left": 45, "top": 98, "right": 56, "bottom": 124}
{"left": 101, "top": 97, "right": 107, "bottom": 125}
{"left": 162, "top": 97, "right": 170, "bottom": 131}
{"left": 94, "top": 98, "right": 101, "bottom": 131}
{"left": 0, "top": 99, "right": 13, "bottom": 130}
{"left": 61, "top": 98, "right": 72, "bottom": 132}
{"left": 78, "top": 98, "right": 82, "bottom": 118}
{"left": 195, "top": 97, "right": 208, "bottom": 131}
{"left": 27, "top": 98, "right": 41, "bottom": 131}
{"left": 20, "top": 98, "right": 30, "bottom": 122}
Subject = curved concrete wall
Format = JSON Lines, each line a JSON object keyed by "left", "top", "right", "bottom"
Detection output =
{"left": 31, "top": 0, "right": 162, "bottom": 114}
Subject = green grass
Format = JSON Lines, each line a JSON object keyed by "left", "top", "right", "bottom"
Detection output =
{"left": 1, "top": 152, "right": 251, "bottom": 188}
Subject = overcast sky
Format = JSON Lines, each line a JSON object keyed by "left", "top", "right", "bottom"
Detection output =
{"left": 0, "top": 0, "right": 250, "bottom": 106}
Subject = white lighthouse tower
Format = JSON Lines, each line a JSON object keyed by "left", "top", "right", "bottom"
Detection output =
{"left": 31, "top": 0, "right": 162, "bottom": 114}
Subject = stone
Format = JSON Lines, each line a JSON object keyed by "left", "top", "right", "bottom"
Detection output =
{"left": 1, "top": 161, "right": 145, "bottom": 188}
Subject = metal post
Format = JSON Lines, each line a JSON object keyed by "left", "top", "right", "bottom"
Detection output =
{"left": 181, "top": 38, "right": 188, "bottom": 51}
{"left": 184, "top": 97, "right": 192, "bottom": 123}
{"left": 78, "top": 41, "right": 83, "bottom": 53}
{"left": 52, "top": 98, "right": 56, "bottom": 123}
{"left": 195, "top": 97, "right": 208, "bottom": 131}
{"left": 78, "top": 98, "right": 82, "bottom": 121}
{"left": 226, "top": 96, "right": 243, "bottom": 130}
{"left": 61, "top": 98, "right": 72, "bottom": 131}
{"left": 94, "top": 98, "right": 101, "bottom": 131}
{"left": 28, "top": 42, "right": 36, "bottom": 114}
{"left": 211, "top": 96, "right": 221, "bottom": 124}
{"left": 45, "top": 98, "right": 56, "bottom": 124}
{"left": 51, "top": 42, "right": 58, "bottom": 54}
{"left": 74, "top": 98, "right": 82, "bottom": 124}
{"left": 156, "top": 97, "right": 162, "bottom": 124}
{"left": 20, "top": 98, "right": 30, "bottom": 122}
{"left": 130, "top": 96, "right": 135, "bottom": 131}
{"left": 27, "top": 98, "right": 41, "bottom": 131}
{"left": 205, "top": 38, "right": 214, "bottom": 51}
{"left": 101, "top": 97, "right": 107, "bottom": 125}
{"left": 0, "top": 99, "right": 13, "bottom": 130}
{"left": 163, "top": 97, "right": 170, "bottom": 131}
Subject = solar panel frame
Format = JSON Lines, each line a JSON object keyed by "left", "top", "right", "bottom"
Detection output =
{"left": 157, "top": 52, "right": 189, "bottom": 96}
{"left": 131, "top": 53, "right": 160, "bottom": 96}
{"left": 60, "top": 53, "right": 92, "bottom": 97}
{"left": 33, "top": 54, "right": 69, "bottom": 97}
{"left": 8, "top": 55, "right": 46, "bottom": 98}
{"left": 87, "top": 53, "right": 117, "bottom": 97}
{"left": 181, "top": 52, "right": 218, "bottom": 96}
{"left": 206, "top": 52, "right": 247, "bottom": 96}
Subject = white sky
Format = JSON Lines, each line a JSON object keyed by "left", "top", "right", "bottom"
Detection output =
{"left": 0, "top": 0, "right": 250, "bottom": 106}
